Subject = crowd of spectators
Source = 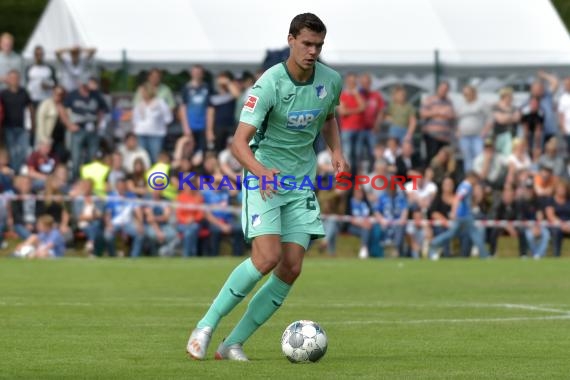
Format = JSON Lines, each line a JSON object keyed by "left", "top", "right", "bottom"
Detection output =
{"left": 2, "top": 31, "right": 570, "bottom": 259}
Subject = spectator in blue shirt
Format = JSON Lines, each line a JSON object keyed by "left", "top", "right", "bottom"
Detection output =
{"left": 143, "top": 189, "right": 177, "bottom": 256}
{"left": 202, "top": 180, "right": 244, "bottom": 256}
{"left": 179, "top": 65, "right": 211, "bottom": 153}
{"left": 13, "top": 214, "right": 65, "bottom": 258}
{"left": 374, "top": 183, "right": 408, "bottom": 257}
{"left": 103, "top": 178, "right": 144, "bottom": 257}
{"left": 429, "top": 171, "right": 489, "bottom": 260}
{"left": 349, "top": 188, "right": 374, "bottom": 259}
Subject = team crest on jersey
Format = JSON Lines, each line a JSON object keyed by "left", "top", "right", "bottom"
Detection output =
{"left": 251, "top": 214, "right": 261, "bottom": 228}
{"left": 287, "top": 109, "right": 322, "bottom": 130}
{"left": 243, "top": 95, "right": 258, "bottom": 113}
{"left": 315, "top": 84, "right": 327, "bottom": 99}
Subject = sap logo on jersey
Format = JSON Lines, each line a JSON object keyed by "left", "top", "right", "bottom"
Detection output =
{"left": 286, "top": 109, "right": 322, "bottom": 130}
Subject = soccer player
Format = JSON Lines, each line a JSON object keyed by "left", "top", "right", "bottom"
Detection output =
{"left": 186, "top": 13, "right": 348, "bottom": 361}
{"left": 428, "top": 171, "right": 490, "bottom": 260}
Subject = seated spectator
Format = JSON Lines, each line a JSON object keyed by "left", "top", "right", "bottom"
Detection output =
{"left": 474, "top": 138, "right": 508, "bottom": 192}
{"left": 316, "top": 183, "right": 346, "bottom": 256}
{"left": 202, "top": 177, "right": 244, "bottom": 256}
{"left": 13, "top": 215, "right": 65, "bottom": 258}
{"left": 429, "top": 146, "right": 459, "bottom": 188}
{"left": 107, "top": 151, "right": 126, "bottom": 193}
{"left": 537, "top": 137, "right": 565, "bottom": 178}
{"left": 0, "top": 148, "right": 15, "bottom": 193}
{"left": 103, "top": 178, "right": 144, "bottom": 257}
{"left": 363, "top": 159, "right": 389, "bottom": 205}
{"left": 395, "top": 141, "right": 422, "bottom": 179}
{"left": 26, "top": 138, "right": 58, "bottom": 191}
{"left": 118, "top": 132, "right": 151, "bottom": 175}
{"left": 506, "top": 138, "right": 532, "bottom": 186}
{"left": 374, "top": 182, "right": 408, "bottom": 257}
{"left": 382, "top": 137, "right": 400, "bottom": 168}
{"left": 72, "top": 179, "right": 104, "bottom": 256}
{"left": 545, "top": 181, "right": 570, "bottom": 257}
{"left": 348, "top": 188, "right": 374, "bottom": 259}
{"left": 516, "top": 184, "right": 549, "bottom": 259}
{"left": 488, "top": 186, "right": 518, "bottom": 257}
{"left": 37, "top": 174, "right": 72, "bottom": 243}
{"left": 404, "top": 167, "right": 437, "bottom": 210}
{"left": 427, "top": 176, "right": 455, "bottom": 258}
{"left": 132, "top": 82, "right": 172, "bottom": 163}
{"left": 80, "top": 151, "right": 111, "bottom": 197}
{"left": 176, "top": 179, "right": 205, "bottom": 257}
{"left": 8, "top": 175, "right": 38, "bottom": 239}
{"left": 218, "top": 137, "right": 242, "bottom": 186}
{"left": 127, "top": 158, "right": 149, "bottom": 198}
{"left": 534, "top": 164, "right": 558, "bottom": 206}
{"left": 172, "top": 135, "right": 201, "bottom": 170}
{"left": 406, "top": 206, "right": 427, "bottom": 259}
{"left": 143, "top": 189, "right": 177, "bottom": 256}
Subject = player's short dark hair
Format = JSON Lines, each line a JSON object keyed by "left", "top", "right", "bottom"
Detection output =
{"left": 289, "top": 13, "right": 326, "bottom": 37}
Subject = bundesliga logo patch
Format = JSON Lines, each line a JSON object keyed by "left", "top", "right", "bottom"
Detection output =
{"left": 243, "top": 95, "right": 258, "bottom": 112}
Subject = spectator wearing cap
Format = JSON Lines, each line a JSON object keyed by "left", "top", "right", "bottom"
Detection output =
{"left": 179, "top": 65, "right": 211, "bottom": 152}
{"left": 0, "top": 69, "right": 33, "bottom": 174}
{"left": 473, "top": 138, "right": 508, "bottom": 192}
{"left": 455, "top": 85, "right": 489, "bottom": 172}
{"left": 206, "top": 71, "right": 241, "bottom": 153}
{"left": 545, "top": 181, "right": 570, "bottom": 257}
{"left": 55, "top": 46, "right": 96, "bottom": 92}
{"left": 0, "top": 33, "right": 23, "bottom": 90}
{"left": 420, "top": 81, "right": 456, "bottom": 160}
{"left": 482, "top": 87, "right": 520, "bottom": 156}
{"left": 80, "top": 151, "right": 111, "bottom": 197}
{"left": 118, "top": 132, "right": 151, "bottom": 175}
{"left": 132, "top": 82, "right": 172, "bottom": 163}
{"left": 63, "top": 81, "right": 109, "bottom": 180}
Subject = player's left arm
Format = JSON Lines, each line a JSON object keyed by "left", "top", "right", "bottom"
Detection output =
{"left": 322, "top": 114, "right": 349, "bottom": 174}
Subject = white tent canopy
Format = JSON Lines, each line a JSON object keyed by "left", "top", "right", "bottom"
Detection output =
{"left": 24, "top": 0, "right": 570, "bottom": 73}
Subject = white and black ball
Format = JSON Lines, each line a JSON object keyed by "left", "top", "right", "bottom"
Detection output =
{"left": 281, "top": 320, "right": 328, "bottom": 363}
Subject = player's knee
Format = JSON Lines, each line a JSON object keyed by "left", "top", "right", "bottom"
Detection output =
{"left": 276, "top": 263, "right": 302, "bottom": 284}
{"left": 252, "top": 254, "right": 281, "bottom": 275}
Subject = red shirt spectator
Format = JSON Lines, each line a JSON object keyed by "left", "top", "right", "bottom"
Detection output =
{"left": 338, "top": 73, "right": 365, "bottom": 131}
{"left": 359, "top": 73, "right": 385, "bottom": 130}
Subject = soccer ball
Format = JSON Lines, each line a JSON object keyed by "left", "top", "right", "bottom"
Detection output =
{"left": 281, "top": 320, "right": 328, "bottom": 363}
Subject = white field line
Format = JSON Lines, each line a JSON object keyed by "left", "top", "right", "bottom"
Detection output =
{"left": 316, "top": 315, "right": 570, "bottom": 325}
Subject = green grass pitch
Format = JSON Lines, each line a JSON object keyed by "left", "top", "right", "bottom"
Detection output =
{"left": 1, "top": 257, "right": 570, "bottom": 379}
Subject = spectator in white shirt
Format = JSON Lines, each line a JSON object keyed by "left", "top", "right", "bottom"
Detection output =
{"left": 455, "top": 85, "right": 489, "bottom": 172}
{"left": 25, "top": 46, "right": 57, "bottom": 106}
{"left": 118, "top": 133, "right": 151, "bottom": 175}
{"left": 132, "top": 83, "right": 173, "bottom": 163}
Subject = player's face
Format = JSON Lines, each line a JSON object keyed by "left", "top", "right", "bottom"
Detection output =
{"left": 288, "top": 28, "right": 325, "bottom": 71}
